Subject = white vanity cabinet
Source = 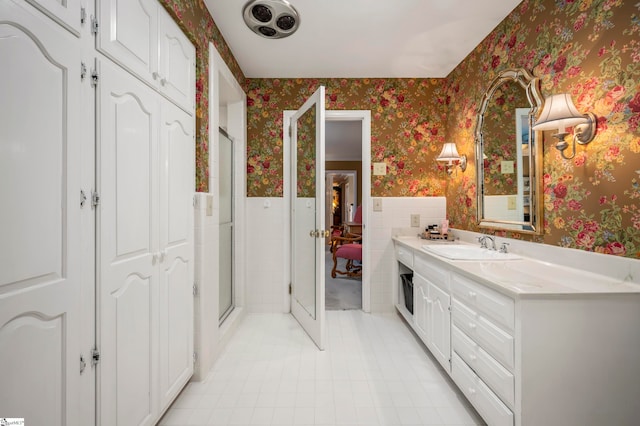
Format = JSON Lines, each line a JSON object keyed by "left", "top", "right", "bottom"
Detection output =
{"left": 451, "top": 272, "right": 515, "bottom": 425}
{"left": 393, "top": 237, "right": 640, "bottom": 426}
{"left": 414, "top": 253, "right": 451, "bottom": 372}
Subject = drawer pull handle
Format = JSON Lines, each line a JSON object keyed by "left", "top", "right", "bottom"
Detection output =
{"left": 468, "top": 291, "right": 477, "bottom": 298}
{"left": 469, "top": 322, "right": 477, "bottom": 330}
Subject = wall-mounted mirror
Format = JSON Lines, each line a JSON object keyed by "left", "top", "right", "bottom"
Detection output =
{"left": 475, "top": 68, "right": 544, "bottom": 234}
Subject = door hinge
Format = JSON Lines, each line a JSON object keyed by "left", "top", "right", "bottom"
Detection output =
{"left": 193, "top": 282, "right": 198, "bottom": 297}
{"left": 80, "top": 189, "right": 87, "bottom": 208}
{"left": 91, "top": 15, "right": 99, "bottom": 35}
{"left": 80, "top": 62, "right": 87, "bottom": 81}
{"left": 91, "top": 346, "right": 100, "bottom": 366}
{"left": 91, "top": 191, "right": 100, "bottom": 208}
{"left": 193, "top": 351, "right": 198, "bottom": 365}
{"left": 80, "top": 6, "right": 86, "bottom": 24}
{"left": 289, "top": 283, "right": 292, "bottom": 294}
{"left": 80, "top": 354, "right": 87, "bottom": 374}
{"left": 90, "top": 68, "right": 99, "bottom": 88}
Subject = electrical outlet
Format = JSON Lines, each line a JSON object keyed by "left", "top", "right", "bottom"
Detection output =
{"left": 411, "top": 214, "right": 420, "bottom": 227}
{"left": 507, "top": 196, "right": 516, "bottom": 210}
{"left": 206, "top": 195, "right": 213, "bottom": 216}
{"left": 373, "top": 198, "right": 382, "bottom": 211}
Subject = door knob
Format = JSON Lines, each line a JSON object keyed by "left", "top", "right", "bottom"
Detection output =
{"left": 323, "top": 230, "right": 330, "bottom": 238}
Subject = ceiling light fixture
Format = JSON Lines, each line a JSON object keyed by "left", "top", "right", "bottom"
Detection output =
{"left": 242, "top": 0, "right": 300, "bottom": 39}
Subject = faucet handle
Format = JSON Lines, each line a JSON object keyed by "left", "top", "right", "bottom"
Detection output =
{"left": 477, "top": 236, "right": 487, "bottom": 249}
{"left": 499, "top": 242, "right": 510, "bottom": 253}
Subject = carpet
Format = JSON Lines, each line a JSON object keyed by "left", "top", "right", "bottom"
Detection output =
{"left": 325, "top": 246, "right": 362, "bottom": 310}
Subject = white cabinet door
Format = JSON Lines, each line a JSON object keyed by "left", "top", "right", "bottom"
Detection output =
{"left": 428, "top": 281, "right": 451, "bottom": 372}
{"left": 97, "top": 0, "right": 159, "bottom": 88}
{"left": 0, "top": 2, "right": 82, "bottom": 425}
{"left": 26, "top": 0, "right": 82, "bottom": 35}
{"left": 158, "top": 6, "right": 195, "bottom": 113}
{"left": 98, "top": 58, "right": 160, "bottom": 426}
{"left": 412, "top": 274, "right": 429, "bottom": 341}
{"left": 158, "top": 100, "right": 194, "bottom": 410}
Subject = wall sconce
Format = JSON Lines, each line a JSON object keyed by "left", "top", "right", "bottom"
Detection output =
{"left": 532, "top": 93, "right": 597, "bottom": 160}
{"left": 436, "top": 142, "right": 467, "bottom": 176}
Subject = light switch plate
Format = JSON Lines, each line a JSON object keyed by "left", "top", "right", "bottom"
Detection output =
{"left": 501, "top": 160, "right": 514, "bottom": 174}
{"left": 411, "top": 214, "right": 420, "bottom": 227}
{"left": 507, "top": 196, "right": 516, "bottom": 210}
{"left": 373, "top": 162, "right": 387, "bottom": 176}
{"left": 373, "top": 198, "right": 382, "bottom": 211}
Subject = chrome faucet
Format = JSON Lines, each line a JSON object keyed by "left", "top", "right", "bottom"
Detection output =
{"left": 478, "top": 235, "right": 497, "bottom": 250}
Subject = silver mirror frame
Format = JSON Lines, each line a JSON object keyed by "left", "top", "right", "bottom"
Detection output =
{"left": 475, "top": 68, "right": 544, "bottom": 235}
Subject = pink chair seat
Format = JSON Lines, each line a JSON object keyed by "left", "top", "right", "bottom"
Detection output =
{"left": 335, "top": 243, "right": 362, "bottom": 261}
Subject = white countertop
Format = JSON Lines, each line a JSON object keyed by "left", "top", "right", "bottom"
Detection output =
{"left": 393, "top": 235, "right": 640, "bottom": 298}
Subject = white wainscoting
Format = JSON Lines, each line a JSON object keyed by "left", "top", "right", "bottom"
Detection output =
{"left": 244, "top": 196, "right": 446, "bottom": 314}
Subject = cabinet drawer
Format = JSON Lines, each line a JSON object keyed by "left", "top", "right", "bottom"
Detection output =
{"left": 452, "top": 273, "right": 514, "bottom": 332}
{"left": 452, "top": 325, "right": 514, "bottom": 408}
{"left": 452, "top": 353, "right": 514, "bottom": 426}
{"left": 452, "top": 299, "right": 514, "bottom": 370}
{"left": 396, "top": 245, "right": 414, "bottom": 268}
{"left": 414, "top": 253, "right": 448, "bottom": 290}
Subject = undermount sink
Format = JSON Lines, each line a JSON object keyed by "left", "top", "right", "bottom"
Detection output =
{"left": 421, "top": 244, "right": 521, "bottom": 261}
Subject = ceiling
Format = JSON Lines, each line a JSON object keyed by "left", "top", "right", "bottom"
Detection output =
{"left": 205, "top": 0, "right": 521, "bottom": 160}
{"left": 203, "top": 0, "right": 522, "bottom": 79}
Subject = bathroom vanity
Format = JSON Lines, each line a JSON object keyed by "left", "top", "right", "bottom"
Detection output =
{"left": 393, "top": 235, "right": 640, "bottom": 426}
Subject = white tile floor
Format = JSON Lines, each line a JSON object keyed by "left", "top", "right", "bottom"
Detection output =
{"left": 159, "top": 311, "right": 485, "bottom": 426}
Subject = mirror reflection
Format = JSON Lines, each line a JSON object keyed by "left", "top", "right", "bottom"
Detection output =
{"left": 475, "top": 69, "right": 543, "bottom": 234}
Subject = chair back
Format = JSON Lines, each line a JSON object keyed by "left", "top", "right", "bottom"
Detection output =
{"left": 353, "top": 205, "right": 362, "bottom": 224}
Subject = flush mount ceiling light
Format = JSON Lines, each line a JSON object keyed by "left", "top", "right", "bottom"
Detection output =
{"left": 242, "top": 0, "right": 300, "bottom": 39}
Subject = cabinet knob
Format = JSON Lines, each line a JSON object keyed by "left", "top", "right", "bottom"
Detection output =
{"left": 468, "top": 387, "right": 476, "bottom": 395}
{"left": 152, "top": 72, "right": 159, "bottom": 80}
{"left": 469, "top": 322, "right": 477, "bottom": 330}
{"left": 468, "top": 291, "right": 477, "bottom": 298}
{"left": 469, "top": 354, "right": 477, "bottom": 361}
{"left": 160, "top": 78, "right": 167, "bottom": 86}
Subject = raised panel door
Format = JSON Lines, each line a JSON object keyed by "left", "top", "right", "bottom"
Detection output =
{"left": 158, "top": 6, "right": 195, "bottom": 113}
{"left": 0, "top": 2, "right": 82, "bottom": 424}
{"left": 98, "top": 58, "right": 160, "bottom": 426}
{"left": 97, "top": 0, "right": 159, "bottom": 87}
{"left": 158, "top": 100, "right": 194, "bottom": 410}
{"left": 428, "top": 281, "right": 451, "bottom": 372}
{"left": 26, "top": 0, "right": 82, "bottom": 35}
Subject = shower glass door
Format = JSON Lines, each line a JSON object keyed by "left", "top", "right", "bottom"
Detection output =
{"left": 219, "top": 129, "right": 233, "bottom": 322}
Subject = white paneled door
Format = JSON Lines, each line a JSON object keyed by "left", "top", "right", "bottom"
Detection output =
{"left": 290, "top": 86, "right": 326, "bottom": 350}
{"left": 158, "top": 98, "right": 195, "bottom": 410}
{"left": 0, "top": 1, "right": 82, "bottom": 425}
{"left": 98, "top": 59, "right": 160, "bottom": 426}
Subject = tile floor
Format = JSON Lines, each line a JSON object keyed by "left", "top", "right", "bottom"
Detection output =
{"left": 159, "top": 311, "right": 485, "bottom": 426}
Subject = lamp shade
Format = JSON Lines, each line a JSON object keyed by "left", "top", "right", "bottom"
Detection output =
{"left": 436, "top": 142, "right": 460, "bottom": 162}
{"left": 532, "top": 93, "right": 588, "bottom": 132}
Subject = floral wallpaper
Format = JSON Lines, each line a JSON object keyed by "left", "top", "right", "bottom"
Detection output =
{"left": 246, "top": 78, "right": 448, "bottom": 197}
{"left": 482, "top": 82, "right": 529, "bottom": 196}
{"left": 158, "top": 0, "right": 246, "bottom": 192}
{"left": 161, "top": 0, "right": 640, "bottom": 258}
{"left": 444, "top": 0, "right": 640, "bottom": 257}
{"left": 295, "top": 105, "right": 316, "bottom": 197}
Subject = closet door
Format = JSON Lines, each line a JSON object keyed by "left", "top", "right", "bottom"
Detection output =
{"left": 97, "top": 0, "right": 159, "bottom": 88}
{"left": 0, "top": 1, "right": 82, "bottom": 425}
{"left": 97, "top": 58, "right": 160, "bottom": 426}
{"left": 158, "top": 6, "right": 195, "bottom": 113}
{"left": 158, "top": 100, "right": 195, "bottom": 410}
{"left": 26, "top": 0, "right": 82, "bottom": 35}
